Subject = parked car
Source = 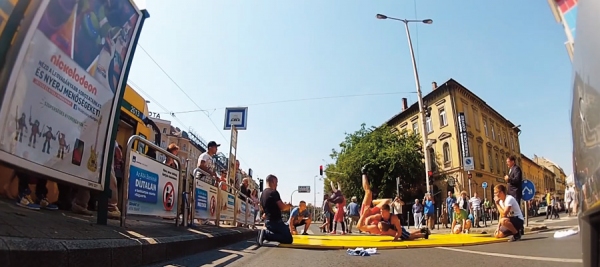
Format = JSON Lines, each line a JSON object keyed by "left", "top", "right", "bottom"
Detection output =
{"left": 537, "top": 201, "right": 548, "bottom": 215}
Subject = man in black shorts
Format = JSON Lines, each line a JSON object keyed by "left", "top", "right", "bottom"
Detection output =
{"left": 493, "top": 184, "right": 524, "bottom": 242}
{"left": 257, "top": 174, "right": 293, "bottom": 245}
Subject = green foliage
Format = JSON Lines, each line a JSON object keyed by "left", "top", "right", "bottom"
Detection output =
{"left": 325, "top": 123, "right": 426, "bottom": 202}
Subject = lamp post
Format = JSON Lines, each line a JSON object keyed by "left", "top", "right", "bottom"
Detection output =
{"left": 376, "top": 13, "right": 434, "bottom": 193}
{"left": 313, "top": 175, "right": 318, "bottom": 220}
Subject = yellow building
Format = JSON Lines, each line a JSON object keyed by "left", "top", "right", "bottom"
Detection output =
{"left": 386, "top": 78, "right": 522, "bottom": 200}
{"left": 534, "top": 155, "right": 567, "bottom": 198}
{"left": 520, "top": 154, "right": 545, "bottom": 199}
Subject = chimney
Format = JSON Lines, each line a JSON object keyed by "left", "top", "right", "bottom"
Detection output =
{"left": 432, "top": 81, "right": 438, "bottom": 90}
{"left": 402, "top": 98, "right": 408, "bottom": 111}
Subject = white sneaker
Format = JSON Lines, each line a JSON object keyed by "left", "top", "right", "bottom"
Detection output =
{"left": 256, "top": 229, "right": 265, "bottom": 246}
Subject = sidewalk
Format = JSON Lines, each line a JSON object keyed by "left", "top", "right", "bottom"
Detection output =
{"left": 0, "top": 199, "right": 256, "bottom": 267}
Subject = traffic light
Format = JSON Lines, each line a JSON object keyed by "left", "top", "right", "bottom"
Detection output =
{"left": 319, "top": 165, "right": 323, "bottom": 176}
{"left": 259, "top": 178, "right": 264, "bottom": 192}
{"left": 427, "top": 170, "right": 433, "bottom": 177}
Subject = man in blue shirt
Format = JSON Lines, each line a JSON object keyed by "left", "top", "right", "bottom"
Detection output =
{"left": 288, "top": 201, "right": 312, "bottom": 235}
{"left": 346, "top": 196, "right": 361, "bottom": 233}
{"left": 445, "top": 191, "right": 456, "bottom": 228}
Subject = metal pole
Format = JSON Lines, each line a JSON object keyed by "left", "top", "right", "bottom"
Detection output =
{"left": 313, "top": 175, "right": 317, "bottom": 221}
{"left": 468, "top": 176, "right": 472, "bottom": 197}
{"left": 403, "top": 21, "right": 431, "bottom": 194}
{"left": 291, "top": 189, "right": 298, "bottom": 204}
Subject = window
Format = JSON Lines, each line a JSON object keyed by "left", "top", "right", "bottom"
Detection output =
{"left": 412, "top": 121, "right": 419, "bottom": 134}
{"left": 510, "top": 136, "right": 515, "bottom": 150}
{"left": 491, "top": 124, "right": 496, "bottom": 140}
{"left": 488, "top": 152, "right": 493, "bottom": 172}
{"left": 463, "top": 106, "right": 469, "bottom": 126}
{"left": 439, "top": 108, "right": 448, "bottom": 127}
{"left": 443, "top": 142, "right": 451, "bottom": 167}
{"left": 473, "top": 108, "right": 480, "bottom": 130}
{"left": 426, "top": 116, "right": 433, "bottom": 133}
{"left": 162, "top": 128, "right": 167, "bottom": 134}
{"left": 503, "top": 133, "right": 508, "bottom": 147}
{"left": 429, "top": 148, "right": 436, "bottom": 171}
{"left": 478, "top": 145, "right": 484, "bottom": 169}
{"left": 483, "top": 118, "right": 488, "bottom": 136}
{"left": 183, "top": 144, "right": 187, "bottom": 151}
{"left": 495, "top": 153, "right": 500, "bottom": 174}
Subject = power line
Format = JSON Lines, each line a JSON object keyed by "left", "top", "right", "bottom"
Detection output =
{"left": 171, "top": 91, "right": 416, "bottom": 115}
{"left": 135, "top": 44, "right": 251, "bottom": 168}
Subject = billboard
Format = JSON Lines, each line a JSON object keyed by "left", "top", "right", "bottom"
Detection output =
{"left": 0, "top": 0, "right": 143, "bottom": 190}
{"left": 194, "top": 178, "right": 218, "bottom": 220}
{"left": 457, "top": 112, "right": 470, "bottom": 158}
{"left": 127, "top": 152, "right": 179, "bottom": 217}
{"left": 556, "top": 0, "right": 578, "bottom": 40}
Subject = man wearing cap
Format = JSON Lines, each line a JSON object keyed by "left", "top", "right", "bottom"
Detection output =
{"left": 196, "top": 141, "right": 220, "bottom": 185}
{"left": 346, "top": 196, "right": 360, "bottom": 233}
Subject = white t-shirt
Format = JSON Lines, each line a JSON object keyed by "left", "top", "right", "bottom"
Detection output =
{"left": 469, "top": 197, "right": 481, "bottom": 210}
{"left": 499, "top": 195, "right": 523, "bottom": 220}
{"left": 197, "top": 152, "right": 215, "bottom": 174}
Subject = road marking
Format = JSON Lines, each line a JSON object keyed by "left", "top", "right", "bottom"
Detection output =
{"left": 437, "top": 247, "right": 582, "bottom": 263}
{"left": 199, "top": 254, "right": 239, "bottom": 267}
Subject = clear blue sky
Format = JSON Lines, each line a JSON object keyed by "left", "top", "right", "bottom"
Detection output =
{"left": 128, "top": 0, "right": 573, "bottom": 205}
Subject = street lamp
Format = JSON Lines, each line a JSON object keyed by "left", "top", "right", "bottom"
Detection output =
{"left": 313, "top": 175, "right": 319, "bottom": 220}
{"left": 376, "top": 13, "right": 434, "bottom": 193}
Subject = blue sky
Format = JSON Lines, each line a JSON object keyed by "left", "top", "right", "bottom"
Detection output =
{"left": 128, "top": 0, "right": 573, "bottom": 205}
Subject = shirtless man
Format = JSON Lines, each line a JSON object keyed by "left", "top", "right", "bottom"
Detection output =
{"left": 370, "top": 203, "right": 431, "bottom": 240}
{"left": 356, "top": 164, "right": 393, "bottom": 234}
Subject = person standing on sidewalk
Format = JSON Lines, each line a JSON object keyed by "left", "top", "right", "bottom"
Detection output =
{"left": 412, "top": 199, "right": 423, "bottom": 228}
{"left": 392, "top": 196, "right": 404, "bottom": 225}
{"left": 346, "top": 196, "right": 360, "bottom": 233}
{"left": 469, "top": 192, "right": 482, "bottom": 227}
{"left": 504, "top": 155, "right": 523, "bottom": 235}
{"left": 423, "top": 193, "right": 435, "bottom": 230}
{"left": 445, "top": 191, "right": 456, "bottom": 228}
{"left": 257, "top": 174, "right": 293, "bottom": 246}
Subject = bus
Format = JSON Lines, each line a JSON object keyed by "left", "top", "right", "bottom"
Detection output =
{"left": 117, "top": 84, "right": 156, "bottom": 153}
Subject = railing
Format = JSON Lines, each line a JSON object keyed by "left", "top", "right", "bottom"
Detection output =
{"left": 188, "top": 168, "right": 256, "bottom": 228}
{"left": 120, "top": 135, "right": 184, "bottom": 227}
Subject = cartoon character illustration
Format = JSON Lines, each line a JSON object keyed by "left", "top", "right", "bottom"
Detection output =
{"left": 28, "top": 107, "right": 41, "bottom": 148}
{"left": 41, "top": 126, "right": 56, "bottom": 154}
{"left": 56, "top": 131, "right": 70, "bottom": 159}
{"left": 86, "top": 116, "right": 103, "bottom": 172}
{"left": 15, "top": 109, "right": 27, "bottom": 143}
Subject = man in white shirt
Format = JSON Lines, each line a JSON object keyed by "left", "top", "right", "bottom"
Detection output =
{"left": 196, "top": 141, "right": 219, "bottom": 184}
{"left": 493, "top": 184, "right": 523, "bottom": 242}
{"left": 469, "top": 192, "right": 482, "bottom": 227}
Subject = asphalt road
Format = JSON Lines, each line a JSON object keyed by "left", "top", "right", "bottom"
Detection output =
{"left": 145, "top": 224, "right": 583, "bottom": 267}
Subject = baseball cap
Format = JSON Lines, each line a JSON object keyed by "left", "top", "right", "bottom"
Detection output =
{"left": 207, "top": 141, "right": 220, "bottom": 148}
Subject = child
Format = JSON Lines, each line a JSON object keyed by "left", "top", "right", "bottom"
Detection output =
{"left": 329, "top": 181, "right": 346, "bottom": 234}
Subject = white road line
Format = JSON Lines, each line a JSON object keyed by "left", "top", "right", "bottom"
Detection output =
{"left": 436, "top": 247, "right": 582, "bottom": 263}
{"left": 199, "top": 254, "right": 239, "bottom": 267}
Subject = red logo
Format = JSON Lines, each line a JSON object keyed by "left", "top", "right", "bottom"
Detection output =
{"left": 209, "top": 195, "right": 216, "bottom": 216}
{"left": 163, "top": 182, "right": 175, "bottom": 211}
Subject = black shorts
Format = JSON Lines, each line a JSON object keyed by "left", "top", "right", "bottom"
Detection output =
{"left": 294, "top": 219, "right": 307, "bottom": 228}
{"left": 509, "top": 217, "right": 524, "bottom": 231}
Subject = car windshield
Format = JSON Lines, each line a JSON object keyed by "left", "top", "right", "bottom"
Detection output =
{"left": 540, "top": 202, "right": 547, "bottom": 207}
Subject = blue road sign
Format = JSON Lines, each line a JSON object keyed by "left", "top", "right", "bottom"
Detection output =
{"left": 482, "top": 182, "right": 488, "bottom": 189}
{"left": 522, "top": 180, "right": 536, "bottom": 201}
{"left": 223, "top": 107, "right": 248, "bottom": 130}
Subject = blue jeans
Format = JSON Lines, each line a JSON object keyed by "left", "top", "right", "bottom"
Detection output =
{"left": 264, "top": 220, "right": 293, "bottom": 244}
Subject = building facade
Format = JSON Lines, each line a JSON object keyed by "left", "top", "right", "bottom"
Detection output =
{"left": 548, "top": 0, "right": 578, "bottom": 61}
{"left": 386, "top": 78, "right": 522, "bottom": 199}
{"left": 534, "top": 155, "right": 567, "bottom": 197}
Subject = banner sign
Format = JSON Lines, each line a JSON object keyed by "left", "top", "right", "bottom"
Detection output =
{"left": 235, "top": 199, "right": 247, "bottom": 224}
{"left": 127, "top": 152, "right": 180, "bottom": 217}
{"left": 220, "top": 192, "right": 235, "bottom": 220}
{"left": 0, "top": 0, "right": 143, "bottom": 190}
{"left": 250, "top": 205, "right": 256, "bottom": 224}
{"left": 194, "top": 178, "right": 217, "bottom": 220}
{"left": 457, "top": 112, "right": 470, "bottom": 158}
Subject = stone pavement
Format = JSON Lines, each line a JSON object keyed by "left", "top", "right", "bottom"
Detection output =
{"left": 0, "top": 199, "right": 256, "bottom": 267}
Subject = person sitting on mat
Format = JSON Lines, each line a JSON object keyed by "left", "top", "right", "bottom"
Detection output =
{"left": 366, "top": 203, "right": 430, "bottom": 240}
{"left": 356, "top": 164, "right": 392, "bottom": 234}
{"left": 451, "top": 203, "right": 472, "bottom": 234}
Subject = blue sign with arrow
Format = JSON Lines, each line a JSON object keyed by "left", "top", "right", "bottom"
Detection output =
{"left": 482, "top": 182, "right": 488, "bottom": 189}
{"left": 522, "top": 180, "right": 535, "bottom": 201}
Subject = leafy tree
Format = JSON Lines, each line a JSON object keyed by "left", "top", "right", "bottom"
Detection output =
{"left": 324, "top": 123, "right": 426, "bottom": 203}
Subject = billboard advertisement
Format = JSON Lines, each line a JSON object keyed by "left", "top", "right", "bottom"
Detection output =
{"left": 220, "top": 191, "right": 235, "bottom": 221}
{"left": 457, "top": 112, "right": 470, "bottom": 158}
{"left": 127, "top": 152, "right": 180, "bottom": 217}
{"left": 0, "top": 0, "right": 143, "bottom": 190}
{"left": 235, "top": 198, "right": 247, "bottom": 224}
{"left": 194, "top": 178, "right": 218, "bottom": 220}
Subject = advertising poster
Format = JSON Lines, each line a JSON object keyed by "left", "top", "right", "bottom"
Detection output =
{"left": 0, "top": 0, "right": 142, "bottom": 190}
{"left": 235, "top": 199, "right": 247, "bottom": 224}
{"left": 249, "top": 205, "right": 256, "bottom": 224}
{"left": 219, "top": 192, "right": 234, "bottom": 221}
{"left": 194, "top": 178, "right": 217, "bottom": 220}
{"left": 127, "top": 152, "right": 180, "bottom": 217}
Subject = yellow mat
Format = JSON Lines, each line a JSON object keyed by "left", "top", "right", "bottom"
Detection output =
{"left": 279, "top": 234, "right": 507, "bottom": 250}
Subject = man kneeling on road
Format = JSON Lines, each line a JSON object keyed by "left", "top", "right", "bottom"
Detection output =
{"left": 451, "top": 203, "right": 472, "bottom": 234}
{"left": 368, "top": 203, "right": 430, "bottom": 241}
{"left": 288, "top": 201, "right": 311, "bottom": 235}
{"left": 493, "top": 184, "right": 524, "bottom": 242}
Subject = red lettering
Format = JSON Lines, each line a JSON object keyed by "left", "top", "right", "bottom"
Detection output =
{"left": 49, "top": 54, "right": 98, "bottom": 96}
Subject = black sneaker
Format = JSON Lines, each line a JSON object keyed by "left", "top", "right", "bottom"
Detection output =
{"left": 508, "top": 233, "right": 521, "bottom": 242}
{"left": 257, "top": 229, "right": 265, "bottom": 246}
{"left": 302, "top": 232, "right": 309, "bottom": 235}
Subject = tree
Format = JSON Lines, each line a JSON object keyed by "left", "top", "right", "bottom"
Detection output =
{"left": 324, "top": 123, "right": 426, "bottom": 202}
